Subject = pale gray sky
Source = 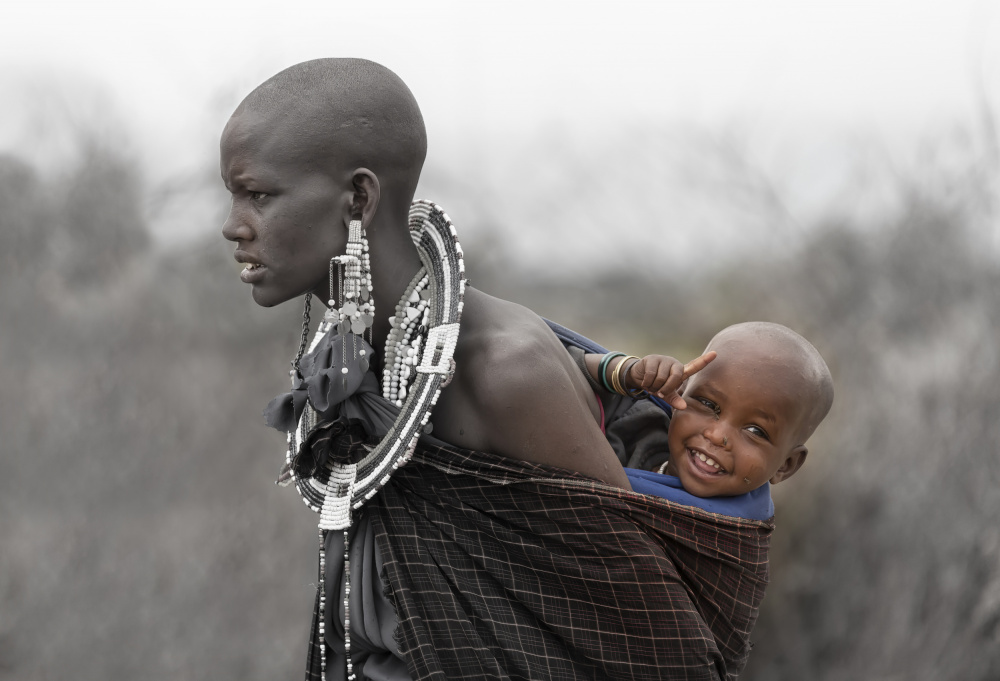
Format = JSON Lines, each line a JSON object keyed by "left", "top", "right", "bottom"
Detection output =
{"left": 3, "top": 0, "right": 998, "bottom": 266}
{"left": 4, "top": 0, "right": 996, "bottom": 150}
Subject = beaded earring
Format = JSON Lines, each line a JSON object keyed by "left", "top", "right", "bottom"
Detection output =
{"left": 326, "top": 219, "right": 375, "bottom": 385}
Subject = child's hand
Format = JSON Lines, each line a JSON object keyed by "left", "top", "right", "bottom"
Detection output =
{"left": 626, "top": 351, "right": 717, "bottom": 410}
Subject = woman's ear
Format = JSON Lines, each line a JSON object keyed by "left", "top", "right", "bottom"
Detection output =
{"left": 347, "top": 169, "right": 381, "bottom": 228}
{"left": 770, "top": 446, "right": 807, "bottom": 484}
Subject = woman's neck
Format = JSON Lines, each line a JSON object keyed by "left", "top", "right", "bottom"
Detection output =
{"left": 367, "top": 231, "right": 423, "bottom": 362}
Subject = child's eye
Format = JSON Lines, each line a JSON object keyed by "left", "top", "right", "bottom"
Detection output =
{"left": 746, "top": 425, "right": 770, "bottom": 441}
{"left": 695, "top": 397, "right": 718, "bottom": 413}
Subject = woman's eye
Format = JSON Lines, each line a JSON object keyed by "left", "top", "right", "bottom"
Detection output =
{"left": 746, "top": 425, "right": 770, "bottom": 441}
{"left": 249, "top": 191, "right": 267, "bottom": 202}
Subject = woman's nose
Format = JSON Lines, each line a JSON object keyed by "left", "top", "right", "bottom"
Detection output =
{"left": 222, "top": 203, "right": 253, "bottom": 243}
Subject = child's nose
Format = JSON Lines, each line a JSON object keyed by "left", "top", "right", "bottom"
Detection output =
{"left": 703, "top": 422, "right": 732, "bottom": 449}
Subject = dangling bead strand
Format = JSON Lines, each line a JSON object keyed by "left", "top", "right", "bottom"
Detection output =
{"left": 318, "top": 527, "right": 327, "bottom": 678}
{"left": 327, "top": 219, "right": 375, "bottom": 340}
{"left": 344, "top": 527, "right": 354, "bottom": 681}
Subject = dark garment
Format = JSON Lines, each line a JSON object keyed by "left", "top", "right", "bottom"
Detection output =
{"left": 333, "top": 438, "right": 774, "bottom": 681}
{"left": 302, "top": 322, "right": 773, "bottom": 680}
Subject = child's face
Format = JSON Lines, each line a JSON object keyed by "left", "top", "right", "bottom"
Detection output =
{"left": 665, "top": 348, "right": 808, "bottom": 498}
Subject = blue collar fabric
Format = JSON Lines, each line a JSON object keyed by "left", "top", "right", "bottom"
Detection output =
{"left": 625, "top": 468, "right": 774, "bottom": 521}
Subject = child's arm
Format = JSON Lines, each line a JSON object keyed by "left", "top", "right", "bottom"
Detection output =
{"left": 585, "top": 351, "right": 716, "bottom": 409}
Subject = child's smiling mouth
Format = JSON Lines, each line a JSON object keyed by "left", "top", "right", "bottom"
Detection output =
{"left": 687, "top": 447, "right": 727, "bottom": 475}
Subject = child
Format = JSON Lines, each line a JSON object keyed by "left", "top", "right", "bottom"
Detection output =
{"left": 585, "top": 321, "right": 834, "bottom": 516}
{"left": 555, "top": 320, "right": 834, "bottom": 674}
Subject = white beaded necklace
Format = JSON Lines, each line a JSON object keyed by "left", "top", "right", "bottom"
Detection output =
{"left": 382, "top": 270, "right": 430, "bottom": 405}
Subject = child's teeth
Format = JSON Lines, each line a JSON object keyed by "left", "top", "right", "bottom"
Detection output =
{"left": 695, "top": 451, "right": 721, "bottom": 469}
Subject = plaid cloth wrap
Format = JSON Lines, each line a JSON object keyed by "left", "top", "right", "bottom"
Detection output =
{"left": 299, "top": 431, "right": 773, "bottom": 681}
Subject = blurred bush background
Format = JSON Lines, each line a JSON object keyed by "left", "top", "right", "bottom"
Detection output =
{"left": 2, "top": 7, "right": 1000, "bottom": 676}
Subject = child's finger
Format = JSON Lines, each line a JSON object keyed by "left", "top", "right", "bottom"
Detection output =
{"left": 646, "top": 358, "right": 677, "bottom": 391}
{"left": 629, "top": 358, "right": 650, "bottom": 389}
{"left": 682, "top": 351, "right": 716, "bottom": 379}
{"left": 653, "top": 361, "right": 685, "bottom": 397}
{"left": 665, "top": 392, "right": 687, "bottom": 410}
{"left": 635, "top": 358, "right": 655, "bottom": 390}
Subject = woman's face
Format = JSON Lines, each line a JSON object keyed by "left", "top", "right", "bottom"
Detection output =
{"left": 220, "top": 111, "right": 349, "bottom": 308}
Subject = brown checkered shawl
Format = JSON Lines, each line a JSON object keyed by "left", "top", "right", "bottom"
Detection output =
{"left": 306, "top": 434, "right": 772, "bottom": 681}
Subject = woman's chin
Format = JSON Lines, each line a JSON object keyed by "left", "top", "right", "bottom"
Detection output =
{"left": 250, "top": 286, "right": 288, "bottom": 308}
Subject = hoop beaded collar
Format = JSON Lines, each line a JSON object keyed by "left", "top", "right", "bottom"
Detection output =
{"left": 282, "top": 201, "right": 465, "bottom": 521}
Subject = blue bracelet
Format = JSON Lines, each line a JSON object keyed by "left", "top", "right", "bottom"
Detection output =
{"left": 598, "top": 352, "right": 626, "bottom": 393}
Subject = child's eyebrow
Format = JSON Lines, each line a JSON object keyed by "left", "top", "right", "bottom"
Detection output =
{"left": 699, "top": 384, "right": 727, "bottom": 401}
{"left": 748, "top": 408, "right": 778, "bottom": 425}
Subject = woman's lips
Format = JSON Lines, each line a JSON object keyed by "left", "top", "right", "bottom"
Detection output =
{"left": 240, "top": 262, "right": 267, "bottom": 283}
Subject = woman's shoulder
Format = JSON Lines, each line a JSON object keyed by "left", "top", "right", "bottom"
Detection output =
{"left": 456, "top": 288, "right": 581, "bottom": 389}
{"left": 436, "top": 288, "right": 628, "bottom": 487}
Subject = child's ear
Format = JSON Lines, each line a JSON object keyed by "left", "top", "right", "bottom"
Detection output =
{"left": 770, "top": 446, "right": 807, "bottom": 484}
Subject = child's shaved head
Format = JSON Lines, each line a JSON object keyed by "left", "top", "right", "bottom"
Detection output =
{"left": 706, "top": 322, "right": 834, "bottom": 443}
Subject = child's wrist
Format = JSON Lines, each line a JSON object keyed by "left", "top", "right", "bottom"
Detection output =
{"left": 622, "top": 357, "right": 646, "bottom": 396}
{"left": 623, "top": 358, "right": 640, "bottom": 390}
{"left": 598, "top": 352, "right": 626, "bottom": 393}
{"left": 610, "top": 355, "right": 646, "bottom": 397}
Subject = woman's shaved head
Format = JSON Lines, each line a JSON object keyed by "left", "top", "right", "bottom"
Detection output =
{"left": 220, "top": 59, "right": 430, "bottom": 309}
{"left": 233, "top": 58, "right": 427, "bottom": 199}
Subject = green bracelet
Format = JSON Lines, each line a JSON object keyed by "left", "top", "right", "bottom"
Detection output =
{"left": 598, "top": 352, "right": 626, "bottom": 393}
